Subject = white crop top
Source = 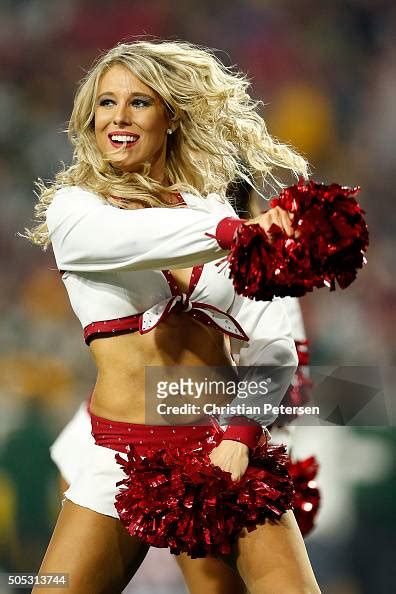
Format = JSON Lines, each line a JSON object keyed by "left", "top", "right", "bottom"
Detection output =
{"left": 46, "top": 186, "right": 299, "bottom": 426}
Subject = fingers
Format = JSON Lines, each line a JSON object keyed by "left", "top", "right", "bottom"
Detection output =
{"left": 209, "top": 448, "right": 249, "bottom": 482}
{"left": 231, "top": 470, "right": 241, "bottom": 482}
{"left": 253, "top": 206, "right": 296, "bottom": 240}
{"left": 273, "top": 206, "right": 294, "bottom": 237}
{"left": 230, "top": 464, "right": 248, "bottom": 481}
{"left": 257, "top": 427, "right": 272, "bottom": 447}
{"left": 230, "top": 459, "right": 249, "bottom": 481}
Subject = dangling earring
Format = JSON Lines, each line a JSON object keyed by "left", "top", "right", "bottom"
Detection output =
{"left": 167, "top": 128, "right": 173, "bottom": 135}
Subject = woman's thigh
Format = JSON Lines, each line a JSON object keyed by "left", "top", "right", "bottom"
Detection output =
{"left": 176, "top": 553, "right": 247, "bottom": 594}
{"left": 33, "top": 499, "right": 149, "bottom": 594}
{"left": 235, "top": 510, "right": 321, "bottom": 594}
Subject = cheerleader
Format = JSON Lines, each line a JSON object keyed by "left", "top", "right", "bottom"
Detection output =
{"left": 26, "top": 40, "right": 320, "bottom": 593}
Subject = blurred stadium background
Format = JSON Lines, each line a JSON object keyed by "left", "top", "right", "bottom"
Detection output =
{"left": 0, "top": 1, "right": 395, "bottom": 593}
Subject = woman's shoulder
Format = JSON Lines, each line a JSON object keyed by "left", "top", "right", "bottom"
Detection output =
{"left": 46, "top": 186, "right": 105, "bottom": 231}
{"left": 182, "top": 191, "right": 238, "bottom": 216}
{"left": 53, "top": 185, "right": 104, "bottom": 204}
{"left": 48, "top": 185, "right": 105, "bottom": 215}
{"left": 207, "top": 192, "right": 237, "bottom": 213}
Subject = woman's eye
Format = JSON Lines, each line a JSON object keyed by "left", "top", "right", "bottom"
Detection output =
{"left": 99, "top": 98, "right": 115, "bottom": 107}
{"left": 132, "top": 98, "right": 151, "bottom": 108}
{"left": 98, "top": 98, "right": 151, "bottom": 108}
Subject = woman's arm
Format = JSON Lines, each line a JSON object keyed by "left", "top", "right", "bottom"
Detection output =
{"left": 225, "top": 295, "right": 298, "bottom": 429}
{"left": 281, "top": 296, "right": 306, "bottom": 343}
{"left": 47, "top": 187, "right": 294, "bottom": 273}
{"left": 210, "top": 296, "right": 298, "bottom": 480}
{"left": 46, "top": 187, "right": 242, "bottom": 272}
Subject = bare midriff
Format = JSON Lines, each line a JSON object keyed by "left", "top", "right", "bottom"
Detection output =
{"left": 89, "top": 267, "right": 236, "bottom": 425}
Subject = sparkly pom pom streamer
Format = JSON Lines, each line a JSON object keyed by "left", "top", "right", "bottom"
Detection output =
{"left": 228, "top": 179, "right": 369, "bottom": 300}
{"left": 287, "top": 455, "right": 320, "bottom": 536}
{"left": 115, "top": 438, "right": 294, "bottom": 558}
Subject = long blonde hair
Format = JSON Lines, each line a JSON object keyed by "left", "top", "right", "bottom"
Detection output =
{"left": 26, "top": 39, "right": 309, "bottom": 247}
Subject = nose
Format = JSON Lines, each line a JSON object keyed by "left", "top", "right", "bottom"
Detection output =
{"left": 113, "top": 103, "right": 132, "bottom": 126}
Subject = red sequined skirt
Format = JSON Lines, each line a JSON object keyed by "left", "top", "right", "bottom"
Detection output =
{"left": 91, "top": 411, "right": 294, "bottom": 558}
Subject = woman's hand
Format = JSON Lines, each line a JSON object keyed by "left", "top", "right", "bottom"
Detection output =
{"left": 245, "top": 206, "right": 296, "bottom": 240}
{"left": 209, "top": 439, "right": 249, "bottom": 481}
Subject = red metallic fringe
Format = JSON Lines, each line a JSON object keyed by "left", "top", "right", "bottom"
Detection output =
{"left": 288, "top": 455, "right": 320, "bottom": 536}
{"left": 228, "top": 179, "right": 369, "bottom": 301}
{"left": 272, "top": 369, "right": 313, "bottom": 429}
{"left": 115, "top": 439, "right": 294, "bottom": 558}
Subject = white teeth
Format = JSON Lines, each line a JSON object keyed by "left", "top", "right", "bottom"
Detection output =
{"left": 110, "top": 134, "right": 138, "bottom": 142}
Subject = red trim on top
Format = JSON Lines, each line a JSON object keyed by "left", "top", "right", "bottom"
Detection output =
{"left": 215, "top": 217, "right": 244, "bottom": 250}
{"left": 162, "top": 265, "right": 204, "bottom": 298}
{"left": 175, "top": 192, "right": 186, "bottom": 205}
{"left": 161, "top": 269, "right": 181, "bottom": 296}
{"left": 84, "top": 314, "right": 140, "bottom": 345}
{"left": 188, "top": 301, "right": 249, "bottom": 341}
{"left": 188, "top": 265, "right": 204, "bottom": 295}
{"left": 138, "top": 296, "right": 179, "bottom": 335}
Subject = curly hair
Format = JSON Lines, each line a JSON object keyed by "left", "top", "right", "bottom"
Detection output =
{"left": 26, "top": 39, "right": 309, "bottom": 247}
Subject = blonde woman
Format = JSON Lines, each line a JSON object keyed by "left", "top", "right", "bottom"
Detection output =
{"left": 27, "top": 41, "right": 320, "bottom": 594}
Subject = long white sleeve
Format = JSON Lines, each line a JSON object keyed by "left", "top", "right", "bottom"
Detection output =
{"left": 281, "top": 297, "right": 306, "bottom": 342}
{"left": 222, "top": 295, "right": 298, "bottom": 428}
{"left": 46, "top": 187, "right": 241, "bottom": 272}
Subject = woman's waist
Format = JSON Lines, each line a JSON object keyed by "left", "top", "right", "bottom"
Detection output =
{"left": 89, "top": 322, "right": 236, "bottom": 423}
{"left": 91, "top": 362, "right": 237, "bottom": 425}
{"left": 90, "top": 383, "right": 146, "bottom": 424}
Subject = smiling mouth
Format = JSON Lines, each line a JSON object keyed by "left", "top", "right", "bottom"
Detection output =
{"left": 108, "top": 133, "right": 140, "bottom": 149}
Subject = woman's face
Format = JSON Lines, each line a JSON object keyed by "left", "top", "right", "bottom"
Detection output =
{"left": 94, "top": 64, "right": 171, "bottom": 181}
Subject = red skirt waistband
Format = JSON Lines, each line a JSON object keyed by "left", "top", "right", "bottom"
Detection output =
{"left": 90, "top": 409, "right": 222, "bottom": 454}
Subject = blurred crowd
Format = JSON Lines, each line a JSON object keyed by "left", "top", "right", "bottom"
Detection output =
{"left": 0, "top": 1, "right": 395, "bottom": 593}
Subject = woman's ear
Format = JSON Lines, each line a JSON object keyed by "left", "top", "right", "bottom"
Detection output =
{"left": 166, "top": 117, "right": 181, "bottom": 137}
{"left": 165, "top": 103, "right": 180, "bottom": 135}
{"left": 167, "top": 121, "right": 180, "bottom": 135}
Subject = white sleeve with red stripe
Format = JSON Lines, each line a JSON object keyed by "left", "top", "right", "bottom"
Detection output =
{"left": 46, "top": 186, "right": 242, "bottom": 272}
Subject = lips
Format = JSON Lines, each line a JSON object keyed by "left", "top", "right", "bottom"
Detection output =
{"left": 108, "top": 131, "right": 140, "bottom": 149}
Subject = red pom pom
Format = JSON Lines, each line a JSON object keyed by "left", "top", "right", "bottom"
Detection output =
{"left": 228, "top": 179, "right": 369, "bottom": 300}
{"left": 287, "top": 455, "right": 320, "bottom": 536}
{"left": 114, "top": 439, "right": 294, "bottom": 558}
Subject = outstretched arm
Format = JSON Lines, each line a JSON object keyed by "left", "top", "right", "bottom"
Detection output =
{"left": 46, "top": 187, "right": 243, "bottom": 272}
{"left": 46, "top": 187, "right": 294, "bottom": 273}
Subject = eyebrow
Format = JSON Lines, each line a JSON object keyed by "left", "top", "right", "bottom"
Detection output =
{"left": 97, "top": 91, "right": 155, "bottom": 100}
